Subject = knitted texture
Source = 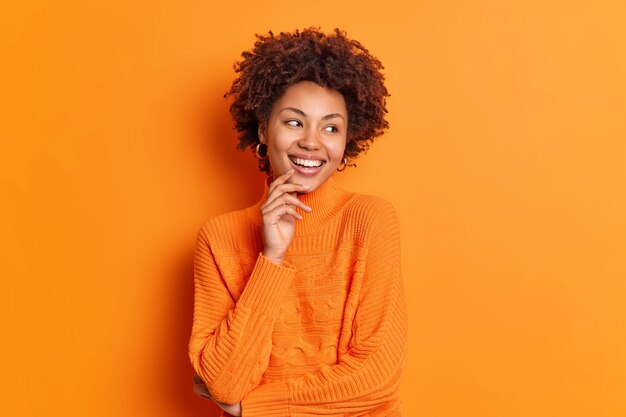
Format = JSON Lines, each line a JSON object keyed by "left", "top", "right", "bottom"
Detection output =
{"left": 189, "top": 176, "right": 408, "bottom": 417}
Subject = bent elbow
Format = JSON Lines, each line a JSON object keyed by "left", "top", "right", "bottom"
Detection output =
{"left": 194, "top": 356, "right": 248, "bottom": 404}
{"left": 203, "top": 381, "right": 246, "bottom": 405}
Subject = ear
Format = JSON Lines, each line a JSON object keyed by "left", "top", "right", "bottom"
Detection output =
{"left": 257, "top": 123, "right": 266, "bottom": 144}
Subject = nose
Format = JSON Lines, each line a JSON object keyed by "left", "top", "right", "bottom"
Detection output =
{"left": 297, "top": 126, "right": 322, "bottom": 150}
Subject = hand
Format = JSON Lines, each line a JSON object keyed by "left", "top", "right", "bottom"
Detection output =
{"left": 192, "top": 374, "right": 242, "bottom": 416}
{"left": 261, "top": 169, "right": 312, "bottom": 265}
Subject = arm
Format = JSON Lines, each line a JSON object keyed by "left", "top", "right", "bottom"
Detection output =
{"left": 189, "top": 172, "right": 310, "bottom": 405}
{"left": 188, "top": 223, "right": 296, "bottom": 404}
{"left": 240, "top": 202, "right": 408, "bottom": 417}
{"left": 193, "top": 373, "right": 242, "bottom": 416}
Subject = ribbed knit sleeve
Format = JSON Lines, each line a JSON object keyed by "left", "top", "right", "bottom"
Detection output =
{"left": 188, "top": 223, "right": 297, "bottom": 405}
{"left": 241, "top": 201, "right": 408, "bottom": 417}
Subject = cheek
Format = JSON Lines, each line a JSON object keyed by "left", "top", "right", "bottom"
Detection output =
{"left": 268, "top": 129, "right": 296, "bottom": 152}
{"left": 327, "top": 139, "right": 347, "bottom": 161}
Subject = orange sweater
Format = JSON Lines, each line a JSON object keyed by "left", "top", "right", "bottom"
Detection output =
{"left": 189, "top": 176, "right": 408, "bottom": 417}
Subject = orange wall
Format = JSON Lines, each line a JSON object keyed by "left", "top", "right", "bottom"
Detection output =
{"left": 1, "top": 1, "right": 625, "bottom": 416}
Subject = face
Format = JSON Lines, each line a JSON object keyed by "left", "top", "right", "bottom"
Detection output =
{"left": 258, "top": 81, "right": 348, "bottom": 192}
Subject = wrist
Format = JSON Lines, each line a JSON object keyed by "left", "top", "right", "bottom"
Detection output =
{"left": 262, "top": 250, "right": 284, "bottom": 266}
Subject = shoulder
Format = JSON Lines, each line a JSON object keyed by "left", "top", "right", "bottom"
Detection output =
{"left": 196, "top": 207, "right": 258, "bottom": 249}
{"left": 202, "top": 208, "right": 250, "bottom": 233}
{"left": 345, "top": 193, "right": 399, "bottom": 227}
{"left": 339, "top": 192, "right": 400, "bottom": 244}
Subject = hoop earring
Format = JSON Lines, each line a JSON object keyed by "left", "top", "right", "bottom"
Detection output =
{"left": 337, "top": 157, "right": 347, "bottom": 172}
{"left": 255, "top": 143, "right": 268, "bottom": 160}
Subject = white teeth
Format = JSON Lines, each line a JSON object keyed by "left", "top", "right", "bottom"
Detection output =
{"left": 291, "top": 157, "right": 323, "bottom": 168}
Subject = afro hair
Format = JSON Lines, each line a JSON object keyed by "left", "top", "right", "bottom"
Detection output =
{"left": 225, "top": 28, "right": 390, "bottom": 174}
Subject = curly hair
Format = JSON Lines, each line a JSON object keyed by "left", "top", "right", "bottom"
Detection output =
{"left": 225, "top": 28, "right": 390, "bottom": 174}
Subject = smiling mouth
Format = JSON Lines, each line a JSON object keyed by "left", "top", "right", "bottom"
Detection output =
{"left": 289, "top": 156, "right": 326, "bottom": 168}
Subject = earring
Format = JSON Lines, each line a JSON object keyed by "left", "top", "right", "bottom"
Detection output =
{"left": 255, "top": 143, "right": 268, "bottom": 159}
{"left": 337, "top": 157, "right": 347, "bottom": 172}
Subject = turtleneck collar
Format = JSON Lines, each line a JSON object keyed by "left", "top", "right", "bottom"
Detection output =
{"left": 247, "top": 174, "right": 354, "bottom": 235}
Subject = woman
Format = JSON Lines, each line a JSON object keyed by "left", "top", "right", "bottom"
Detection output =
{"left": 189, "top": 28, "right": 408, "bottom": 417}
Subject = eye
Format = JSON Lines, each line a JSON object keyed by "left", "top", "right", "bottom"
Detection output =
{"left": 285, "top": 119, "right": 302, "bottom": 127}
{"left": 323, "top": 125, "right": 339, "bottom": 133}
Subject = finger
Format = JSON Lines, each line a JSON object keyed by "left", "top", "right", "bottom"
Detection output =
{"left": 267, "top": 169, "right": 295, "bottom": 195}
{"left": 220, "top": 403, "right": 242, "bottom": 416}
{"left": 264, "top": 204, "right": 303, "bottom": 222}
{"left": 265, "top": 183, "right": 311, "bottom": 206}
{"left": 262, "top": 196, "right": 307, "bottom": 218}
{"left": 262, "top": 193, "right": 312, "bottom": 215}
{"left": 268, "top": 181, "right": 311, "bottom": 195}
{"left": 192, "top": 384, "right": 213, "bottom": 400}
{"left": 265, "top": 204, "right": 302, "bottom": 222}
{"left": 213, "top": 400, "right": 242, "bottom": 415}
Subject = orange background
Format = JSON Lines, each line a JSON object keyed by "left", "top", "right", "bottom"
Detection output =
{"left": 1, "top": 1, "right": 625, "bottom": 416}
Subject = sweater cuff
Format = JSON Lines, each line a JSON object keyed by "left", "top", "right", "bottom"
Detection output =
{"left": 237, "top": 253, "right": 296, "bottom": 317}
{"left": 241, "top": 380, "right": 290, "bottom": 417}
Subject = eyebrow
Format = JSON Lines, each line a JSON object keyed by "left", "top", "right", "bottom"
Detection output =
{"left": 280, "top": 107, "right": 345, "bottom": 121}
